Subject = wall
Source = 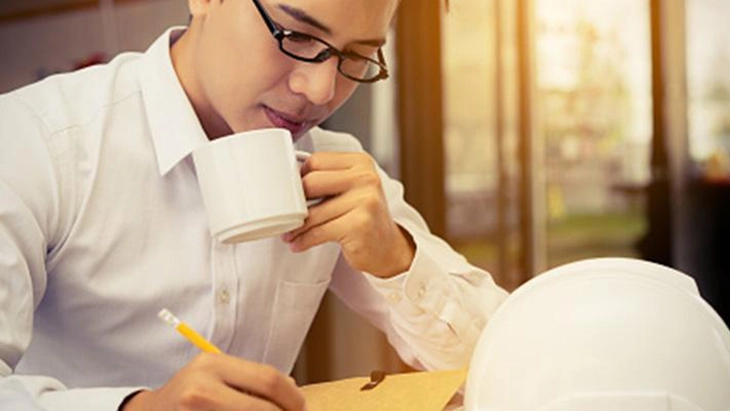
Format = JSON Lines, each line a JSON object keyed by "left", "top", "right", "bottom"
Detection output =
{"left": 0, "top": 0, "right": 188, "bottom": 94}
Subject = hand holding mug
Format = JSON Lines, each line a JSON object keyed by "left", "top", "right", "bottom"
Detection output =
{"left": 282, "top": 151, "right": 416, "bottom": 278}
{"left": 192, "top": 128, "right": 415, "bottom": 277}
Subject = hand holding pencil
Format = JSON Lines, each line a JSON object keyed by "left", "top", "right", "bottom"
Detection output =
{"left": 119, "top": 308, "right": 307, "bottom": 411}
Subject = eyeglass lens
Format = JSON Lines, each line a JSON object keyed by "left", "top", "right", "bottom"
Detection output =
{"left": 280, "top": 36, "right": 381, "bottom": 81}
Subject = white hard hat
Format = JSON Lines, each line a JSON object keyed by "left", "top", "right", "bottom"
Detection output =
{"left": 464, "top": 257, "right": 730, "bottom": 411}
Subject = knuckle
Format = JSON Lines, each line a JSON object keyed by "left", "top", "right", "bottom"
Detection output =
{"left": 179, "top": 385, "right": 213, "bottom": 408}
{"left": 297, "top": 224, "right": 323, "bottom": 247}
{"left": 301, "top": 176, "right": 315, "bottom": 197}
{"left": 306, "top": 226, "right": 324, "bottom": 243}
{"left": 257, "top": 365, "right": 284, "bottom": 394}
{"left": 356, "top": 190, "right": 382, "bottom": 215}
{"left": 354, "top": 152, "right": 375, "bottom": 167}
{"left": 355, "top": 169, "right": 381, "bottom": 188}
{"left": 306, "top": 153, "right": 322, "bottom": 170}
{"left": 351, "top": 208, "right": 372, "bottom": 231}
{"left": 301, "top": 172, "right": 314, "bottom": 186}
{"left": 363, "top": 189, "right": 381, "bottom": 206}
{"left": 190, "top": 352, "right": 216, "bottom": 370}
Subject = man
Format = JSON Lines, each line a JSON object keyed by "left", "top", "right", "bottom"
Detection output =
{"left": 0, "top": 0, "right": 507, "bottom": 410}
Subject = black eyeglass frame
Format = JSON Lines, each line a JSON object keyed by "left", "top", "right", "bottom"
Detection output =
{"left": 251, "top": 0, "right": 389, "bottom": 83}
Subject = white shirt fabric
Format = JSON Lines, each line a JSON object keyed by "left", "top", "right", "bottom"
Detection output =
{"left": 0, "top": 28, "right": 507, "bottom": 410}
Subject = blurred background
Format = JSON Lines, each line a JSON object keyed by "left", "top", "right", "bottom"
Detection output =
{"left": 1, "top": 0, "right": 728, "bottom": 385}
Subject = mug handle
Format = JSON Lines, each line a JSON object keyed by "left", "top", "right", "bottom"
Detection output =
{"left": 295, "top": 151, "right": 325, "bottom": 207}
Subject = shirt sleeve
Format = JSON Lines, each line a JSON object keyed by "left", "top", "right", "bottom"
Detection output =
{"left": 327, "top": 164, "right": 509, "bottom": 371}
{"left": 0, "top": 375, "right": 143, "bottom": 411}
{"left": 0, "top": 96, "right": 144, "bottom": 411}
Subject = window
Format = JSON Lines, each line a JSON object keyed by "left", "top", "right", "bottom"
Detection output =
{"left": 441, "top": 0, "right": 652, "bottom": 284}
{"left": 442, "top": 0, "right": 524, "bottom": 290}
{"left": 686, "top": 0, "right": 730, "bottom": 181}
{"left": 535, "top": 0, "right": 652, "bottom": 267}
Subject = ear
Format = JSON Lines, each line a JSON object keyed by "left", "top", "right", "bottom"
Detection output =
{"left": 188, "top": 0, "right": 213, "bottom": 17}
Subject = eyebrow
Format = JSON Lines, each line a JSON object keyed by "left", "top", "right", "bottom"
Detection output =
{"left": 277, "top": 4, "right": 387, "bottom": 48}
{"left": 278, "top": 4, "right": 331, "bottom": 34}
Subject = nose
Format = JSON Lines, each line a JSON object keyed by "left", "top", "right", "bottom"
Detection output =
{"left": 288, "top": 59, "right": 339, "bottom": 106}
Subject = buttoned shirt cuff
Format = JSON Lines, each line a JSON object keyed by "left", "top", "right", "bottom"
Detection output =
{"left": 363, "top": 243, "right": 453, "bottom": 314}
{"left": 362, "top": 230, "right": 485, "bottom": 349}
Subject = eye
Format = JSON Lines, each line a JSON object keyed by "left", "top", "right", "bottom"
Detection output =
{"left": 345, "top": 46, "right": 378, "bottom": 60}
{"left": 285, "top": 31, "right": 317, "bottom": 44}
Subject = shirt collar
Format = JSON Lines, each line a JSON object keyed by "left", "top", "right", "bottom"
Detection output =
{"left": 139, "top": 27, "right": 209, "bottom": 176}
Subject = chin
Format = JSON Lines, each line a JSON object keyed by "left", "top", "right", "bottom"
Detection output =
{"left": 291, "top": 125, "right": 316, "bottom": 141}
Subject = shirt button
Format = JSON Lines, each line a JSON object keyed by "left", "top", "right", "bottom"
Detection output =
{"left": 416, "top": 283, "right": 426, "bottom": 299}
{"left": 219, "top": 289, "right": 231, "bottom": 304}
{"left": 388, "top": 292, "right": 402, "bottom": 304}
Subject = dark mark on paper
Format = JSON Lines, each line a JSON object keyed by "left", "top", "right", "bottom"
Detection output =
{"left": 360, "top": 370, "right": 386, "bottom": 391}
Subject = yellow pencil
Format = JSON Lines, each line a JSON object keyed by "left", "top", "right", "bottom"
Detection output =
{"left": 158, "top": 308, "right": 222, "bottom": 354}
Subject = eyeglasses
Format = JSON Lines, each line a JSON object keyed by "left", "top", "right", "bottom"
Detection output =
{"left": 251, "top": 0, "right": 389, "bottom": 83}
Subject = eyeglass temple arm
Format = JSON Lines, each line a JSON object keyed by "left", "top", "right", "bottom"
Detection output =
{"left": 377, "top": 49, "right": 388, "bottom": 69}
{"left": 252, "top": 0, "right": 279, "bottom": 34}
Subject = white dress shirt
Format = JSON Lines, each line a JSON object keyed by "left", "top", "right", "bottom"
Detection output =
{"left": 0, "top": 28, "right": 507, "bottom": 410}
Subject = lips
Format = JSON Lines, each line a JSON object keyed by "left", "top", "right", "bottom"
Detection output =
{"left": 263, "top": 106, "right": 311, "bottom": 136}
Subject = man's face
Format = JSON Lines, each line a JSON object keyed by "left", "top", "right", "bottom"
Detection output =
{"left": 179, "top": 0, "right": 399, "bottom": 140}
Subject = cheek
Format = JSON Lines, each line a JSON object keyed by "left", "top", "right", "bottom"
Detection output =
{"left": 211, "top": 63, "right": 289, "bottom": 130}
{"left": 196, "top": 26, "right": 290, "bottom": 114}
{"left": 329, "top": 81, "right": 360, "bottom": 111}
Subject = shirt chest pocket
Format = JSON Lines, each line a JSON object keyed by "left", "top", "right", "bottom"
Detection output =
{"left": 262, "top": 278, "right": 330, "bottom": 373}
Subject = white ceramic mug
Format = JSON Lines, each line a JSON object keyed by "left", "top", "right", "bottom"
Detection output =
{"left": 193, "top": 128, "right": 311, "bottom": 243}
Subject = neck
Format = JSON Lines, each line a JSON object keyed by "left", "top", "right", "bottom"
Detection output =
{"left": 170, "top": 28, "right": 232, "bottom": 140}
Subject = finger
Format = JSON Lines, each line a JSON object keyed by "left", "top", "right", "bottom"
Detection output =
{"left": 182, "top": 381, "right": 282, "bottom": 411}
{"left": 285, "top": 185, "right": 371, "bottom": 241}
{"left": 301, "top": 166, "right": 381, "bottom": 201}
{"left": 214, "top": 357, "right": 305, "bottom": 411}
{"left": 288, "top": 210, "right": 355, "bottom": 252}
{"left": 289, "top": 187, "right": 385, "bottom": 252}
{"left": 217, "top": 388, "right": 283, "bottom": 411}
{"left": 300, "top": 151, "right": 372, "bottom": 175}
